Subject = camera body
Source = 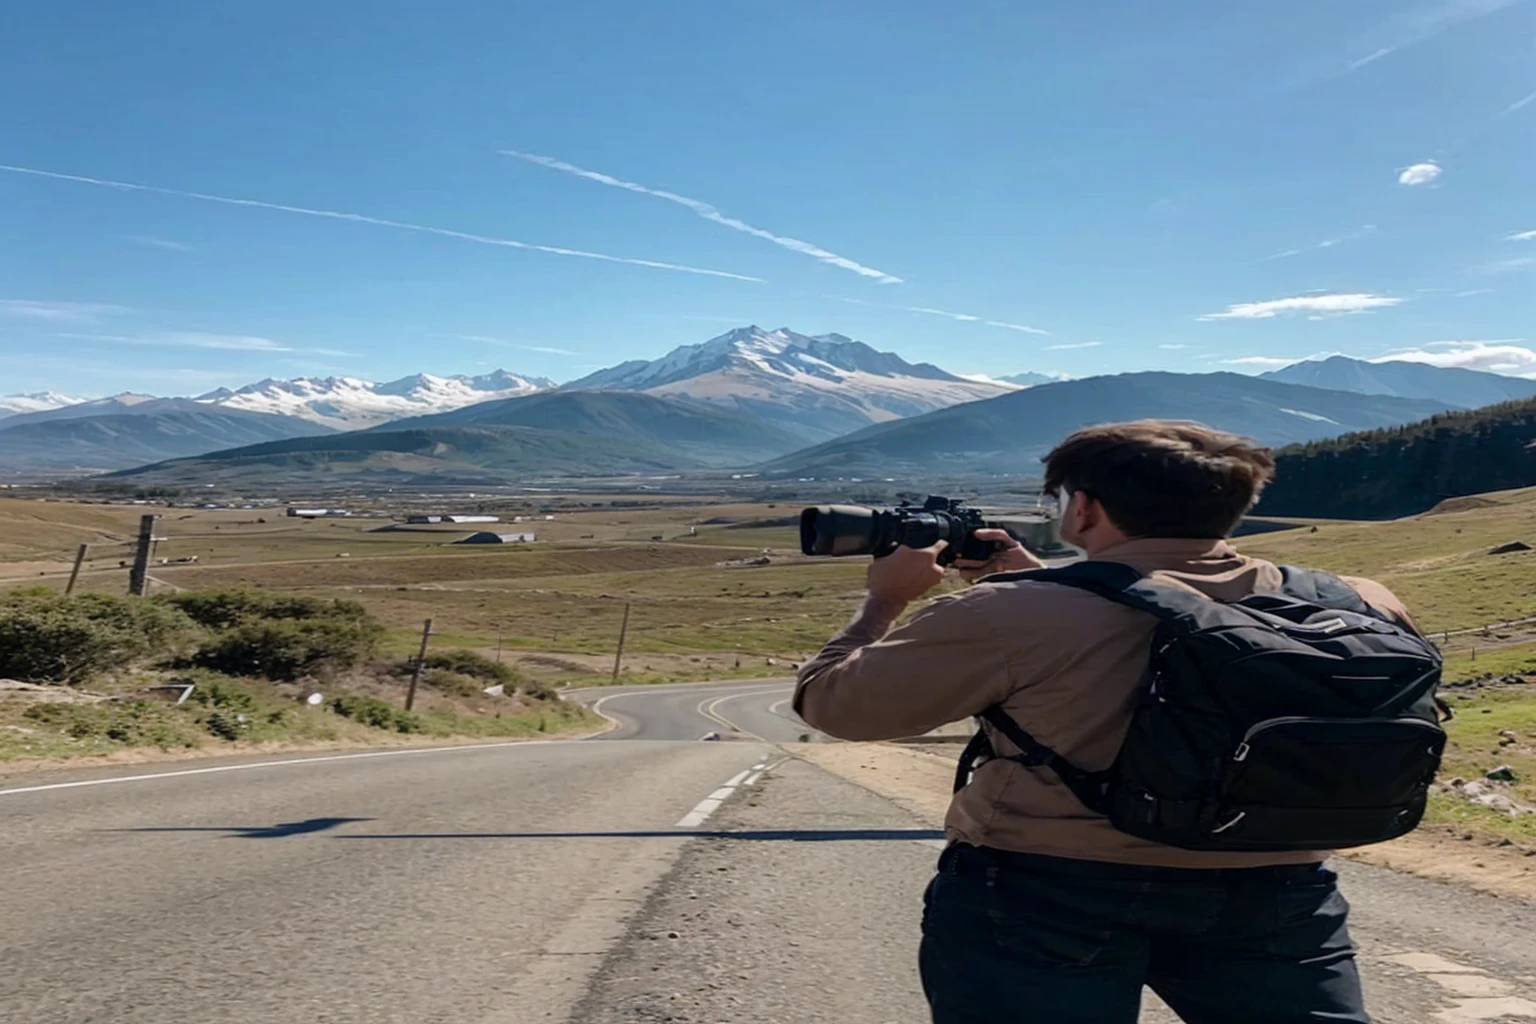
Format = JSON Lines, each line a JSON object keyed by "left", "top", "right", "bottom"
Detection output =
{"left": 800, "top": 495, "right": 1011, "bottom": 567}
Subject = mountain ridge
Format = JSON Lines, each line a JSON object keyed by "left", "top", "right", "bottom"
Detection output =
{"left": 760, "top": 371, "right": 1455, "bottom": 477}
{"left": 1261, "top": 356, "right": 1536, "bottom": 409}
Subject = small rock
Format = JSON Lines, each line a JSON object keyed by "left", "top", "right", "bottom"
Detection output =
{"left": 1487, "top": 765, "right": 1519, "bottom": 782}
{"left": 666, "top": 931, "right": 680, "bottom": 940}
{"left": 1490, "top": 541, "right": 1532, "bottom": 555}
{"left": 1497, "top": 838, "right": 1515, "bottom": 847}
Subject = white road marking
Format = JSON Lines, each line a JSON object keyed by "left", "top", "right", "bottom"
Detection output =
{"left": 742, "top": 772, "right": 762, "bottom": 787}
{"left": 0, "top": 739, "right": 579, "bottom": 798}
{"left": 1383, "top": 951, "right": 1536, "bottom": 1022}
{"left": 768, "top": 698, "right": 793, "bottom": 717}
{"left": 674, "top": 762, "right": 781, "bottom": 828}
{"left": 588, "top": 694, "right": 625, "bottom": 730}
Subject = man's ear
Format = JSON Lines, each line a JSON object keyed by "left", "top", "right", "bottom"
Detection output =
{"left": 1072, "top": 490, "right": 1101, "bottom": 532}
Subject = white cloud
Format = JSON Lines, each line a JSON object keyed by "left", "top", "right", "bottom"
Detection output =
{"left": 501, "top": 149, "right": 900, "bottom": 284}
{"left": 0, "top": 299, "right": 130, "bottom": 323}
{"left": 1501, "top": 88, "right": 1536, "bottom": 116}
{"left": 1475, "top": 256, "right": 1536, "bottom": 274}
{"left": 1158, "top": 343, "right": 1189, "bottom": 350}
{"left": 1199, "top": 292, "right": 1403, "bottom": 321}
{"left": 1340, "top": 0, "right": 1527, "bottom": 76}
{"left": 1262, "top": 225, "right": 1378, "bottom": 261}
{"left": 0, "top": 163, "right": 762, "bottom": 283}
{"left": 59, "top": 331, "right": 296, "bottom": 352}
{"left": 1508, "top": 230, "right": 1536, "bottom": 241}
{"left": 454, "top": 334, "right": 581, "bottom": 356}
{"left": 1374, "top": 340, "right": 1536, "bottom": 377}
{"left": 831, "top": 295, "right": 1051, "bottom": 335}
{"left": 1398, "top": 161, "right": 1444, "bottom": 186}
{"left": 126, "top": 235, "right": 192, "bottom": 252}
{"left": 1348, "top": 47, "right": 1396, "bottom": 70}
{"left": 1043, "top": 341, "right": 1103, "bottom": 351}
{"left": 1220, "top": 356, "right": 1306, "bottom": 369}
{"left": 1456, "top": 287, "right": 1497, "bottom": 297}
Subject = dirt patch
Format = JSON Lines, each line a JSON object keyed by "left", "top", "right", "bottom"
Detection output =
{"left": 793, "top": 741, "right": 1536, "bottom": 902}
{"left": 1342, "top": 825, "right": 1536, "bottom": 902}
{"left": 786, "top": 741, "right": 954, "bottom": 823}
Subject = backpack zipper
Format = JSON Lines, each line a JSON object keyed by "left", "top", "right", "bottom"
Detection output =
{"left": 1232, "top": 715, "right": 1441, "bottom": 762}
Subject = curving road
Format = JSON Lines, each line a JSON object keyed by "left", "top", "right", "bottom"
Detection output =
{"left": 565, "top": 677, "right": 812, "bottom": 742}
{"left": 5, "top": 681, "right": 1536, "bottom": 1023}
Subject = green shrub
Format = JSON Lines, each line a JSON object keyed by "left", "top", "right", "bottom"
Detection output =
{"left": 164, "top": 590, "right": 372, "bottom": 630}
{"left": 23, "top": 701, "right": 201, "bottom": 749}
{"left": 329, "top": 694, "right": 425, "bottom": 733}
{"left": 421, "top": 649, "right": 518, "bottom": 685}
{"left": 189, "top": 678, "right": 260, "bottom": 740}
{"left": 194, "top": 618, "right": 382, "bottom": 681}
{"left": 419, "top": 667, "right": 486, "bottom": 698}
{"left": 0, "top": 590, "right": 199, "bottom": 684}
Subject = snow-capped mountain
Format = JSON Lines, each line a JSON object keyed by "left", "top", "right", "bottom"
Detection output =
{"left": 0, "top": 391, "right": 89, "bottom": 420}
{"left": 560, "top": 326, "right": 1017, "bottom": 441}
{"left": 199, "top": 370, "right": 555, "bottom": 429}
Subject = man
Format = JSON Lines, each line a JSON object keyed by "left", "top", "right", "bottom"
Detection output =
{"left": 794, "top": 420, "right": 1413, "bottom": 1024}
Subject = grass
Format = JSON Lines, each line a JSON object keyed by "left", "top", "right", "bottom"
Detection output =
{"left": 1235, "top": 486, "right": 1536, "bottom": 632}
{"left": 1442, "top": 640, "right": 1536, "bottom": 683}
{"left": 350, "top": 560, "right": 869, "bottom": 659}
{"left": 1424, "top": 683, "right": 1536, "bottom": 843}
{"left": 0, "top": 667, "right": 598, "bottom": 763}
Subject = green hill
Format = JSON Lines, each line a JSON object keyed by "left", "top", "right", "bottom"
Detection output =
{"left": 1258, "top": 397, "right": 1536, "bottom": 520}
{"left": 386, "top": 390, "right": 806, "bottom": 466}
{"left": 0, "top": 408, "right": 332, "bottom": 472}
{"left": 104, "top": 424, "right": 702, "bottom": 487}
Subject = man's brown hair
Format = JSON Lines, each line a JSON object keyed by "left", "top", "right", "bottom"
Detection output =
{"left": 1042, "top": 420, "right": 1275, "bottom": 539}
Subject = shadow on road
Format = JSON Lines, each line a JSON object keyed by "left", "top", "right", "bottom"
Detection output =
{"left": 110, "top": 817, "right": 374, "bottom": 839}
{"left": 335, "top": 828, "right": 945, "bottom": 842}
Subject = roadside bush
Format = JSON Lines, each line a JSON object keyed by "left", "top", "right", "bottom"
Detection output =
{"left": 23, "top": 701, "right": 202, "bottom": 749}
{"left": 0, "top": 590, "right": 200, "bottom": 685}
{"left": 194, "top": 617, "right": 382, "bottom": 681}
{"left": 164, "top": 590, "right": 372, "bottom": 630}
{"left": 421, "top": 649, "right": 518, "bottom": 685}
{"left": 419, "top": 667, "right": 487, "bottom": 699}
{"left": 330, "top": 694, "right": 425, "bottom": 733}
{"left": 188, "top": 678, "right": 261, "bottom": 740}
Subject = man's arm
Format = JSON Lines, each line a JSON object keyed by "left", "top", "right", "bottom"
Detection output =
{"left": 793, "top": 541, "right": 1025, "bottom": 741}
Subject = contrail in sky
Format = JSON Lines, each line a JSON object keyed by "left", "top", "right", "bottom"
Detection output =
{"left": 501, "top": 149, "right": 903, "bottom": 285}
{"left": 0, "top": 163, "right": 763, "bottom": 282}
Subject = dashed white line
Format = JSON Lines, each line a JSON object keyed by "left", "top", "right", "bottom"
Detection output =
{"left": 0, "top": 739, "right": 580, "bottom": 798}
{"left": 674, "top": 761, "right": 782, "bottom": 828}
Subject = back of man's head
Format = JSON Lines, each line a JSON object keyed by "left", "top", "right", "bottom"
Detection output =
{"left": 1043, "top": 420, "right": 1275, "bottom": 539}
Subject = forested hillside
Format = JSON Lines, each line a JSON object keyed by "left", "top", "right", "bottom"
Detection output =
{"left": 1259, "top": 397, "right": 1536, "bottom": 519}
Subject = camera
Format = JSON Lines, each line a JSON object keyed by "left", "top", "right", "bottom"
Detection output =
{"left": 800, "top": 495, "right": 1040, "bottom": 567}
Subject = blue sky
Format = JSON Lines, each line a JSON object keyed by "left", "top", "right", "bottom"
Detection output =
{"left": 3, "top": 0, "right": 1534, "bottom": 397}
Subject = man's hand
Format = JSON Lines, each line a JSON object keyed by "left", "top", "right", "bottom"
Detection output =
{"left": 954, "top": 528, "right": 1044, "bottom": 583}
{"left": 866, "top": 541, "right": 949, "bottom": 608}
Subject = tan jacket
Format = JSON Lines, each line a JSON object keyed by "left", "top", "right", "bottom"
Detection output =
{"left": 793, "top": 538, "right": 1413, "bottom": 868}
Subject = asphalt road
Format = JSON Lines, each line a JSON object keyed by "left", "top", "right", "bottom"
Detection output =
{"left": 566, "top": 677, "right": 809, "bottom": 742}
{"left": 4, "top": 684, "right": 1536, "bottom": 1023}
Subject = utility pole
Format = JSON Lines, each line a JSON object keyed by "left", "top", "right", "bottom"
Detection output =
{"left": 611, "top": 601, "right": 632, "bottom": 684}
{"left": 495, "top": 626, "right": 504, "bottom": 664}
{"left": 128, "top": 515, "right": 156, "bottom": 597}
{"left": 65, "top": 544, "right": 88, "bottom": 596}
{"left": 405, "top": 618, "right": 434, "bottom": 711}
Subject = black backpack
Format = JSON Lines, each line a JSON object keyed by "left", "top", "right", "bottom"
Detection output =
{"left": 954, "top": 561, "right": 1448, "bottom": 852}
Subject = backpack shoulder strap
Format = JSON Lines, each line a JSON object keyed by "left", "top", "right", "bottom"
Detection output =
{"left": 985, "top": 560, "right": 1210, "bottom": 624}
{"left": 1277, "top": 565, "right": 1372, "bottom": 614}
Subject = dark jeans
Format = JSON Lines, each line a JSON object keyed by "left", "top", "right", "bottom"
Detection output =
{"left": 920, "top": 844, "right": 1366, "bottom": 1023}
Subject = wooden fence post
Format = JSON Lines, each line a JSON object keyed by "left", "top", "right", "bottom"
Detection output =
{"left": 406, "top": 618, "right": 434, "bottom": 711}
